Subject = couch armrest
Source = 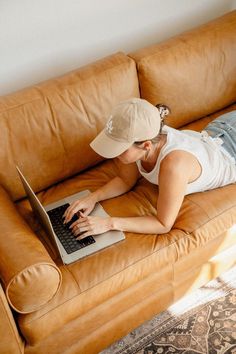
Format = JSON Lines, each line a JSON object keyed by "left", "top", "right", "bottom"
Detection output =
{"left": 0, "top": 282, "right": 24, "bottom": 354}
{"left": 0, "top": 186, "right": 62, "bottom": 314}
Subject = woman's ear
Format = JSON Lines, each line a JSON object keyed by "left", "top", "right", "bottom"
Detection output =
{"left": 142, "top": 141, "right": 152, "bottom": 150}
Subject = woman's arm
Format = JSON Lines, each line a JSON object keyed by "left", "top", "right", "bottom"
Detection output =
{"left": 72, "top": 151, "right": 192, "bottom": 238}
{"left": 111, "top": 151, "right": 191, "bottom": 234}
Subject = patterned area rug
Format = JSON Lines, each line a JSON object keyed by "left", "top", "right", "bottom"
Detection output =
{"left": 101, "top": 266, "right": 236, "bottom": 354}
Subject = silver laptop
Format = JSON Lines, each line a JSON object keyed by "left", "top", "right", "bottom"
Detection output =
{"left": 16, "top": 166, "right": 125, "bottom": 264}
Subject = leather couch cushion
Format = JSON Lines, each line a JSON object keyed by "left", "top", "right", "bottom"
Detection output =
{"left": 0, "top": 186, "right": 62, "bottom": 314}
{"left": 0, "top": 52, "right": 139, "bottom": 201}
{"left": 16, "top": 107, "right": 236, "bottom": 343}
{"left": 129, "top": 11, "right": 236, "bottom": 128}
{"left": 6, "top": 264, "right": 61, "bottom": 315}
{"left": 0, "top": 283, "right": 24, "bottom": 354}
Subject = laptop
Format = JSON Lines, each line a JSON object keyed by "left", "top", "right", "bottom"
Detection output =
{"left": 16, "top": 166, "right": 125, "bottom": 264}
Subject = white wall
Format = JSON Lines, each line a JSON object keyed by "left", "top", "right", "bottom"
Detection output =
{"left": 0, "top": 0, "right": 234, "bottom": 96}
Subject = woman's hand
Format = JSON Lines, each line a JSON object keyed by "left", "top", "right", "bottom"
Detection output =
{"left": 70, "top": 214, "right": 113, "bottom": 240}
{"left": 63, "top": 193, "right": 97, "bottom": 224}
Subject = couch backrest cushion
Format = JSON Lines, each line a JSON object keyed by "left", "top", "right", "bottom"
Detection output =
{"left": 130, "top": 11, "right": 236, "bottom": 128}
{"left": 0, "top": 186, "right": 62, "bottom": 314}
{"left": 0, "top": 52, "right": 139, "bottom": 201}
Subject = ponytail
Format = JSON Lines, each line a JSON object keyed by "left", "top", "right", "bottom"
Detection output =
{"left": 155, "top": 103, "right": 171, "bottom": 133}
{"left": 134, "top": 103, "right": 171, "bottom": 146}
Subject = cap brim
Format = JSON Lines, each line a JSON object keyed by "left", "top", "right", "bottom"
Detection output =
{"left": 90, "top": 130, "right": 132, "bottom": 158}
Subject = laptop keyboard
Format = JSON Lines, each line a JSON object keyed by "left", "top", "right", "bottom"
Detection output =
{"left": 47, "top": 204, "right": 96, "bottom": 254}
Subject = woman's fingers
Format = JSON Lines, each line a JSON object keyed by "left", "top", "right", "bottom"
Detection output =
{"left": 70, "top": 219, "right": 88, "bottom": 233}
{"left": 63, "top": 202, "right": 81, "bottom": 223}
{"left": 69, "top": 214, "right": 87, "bottom": 228}
{"left": 70, "top": 216, "right": 94, "bottom": 237}
{"left": 62, "top": 198, "right": 94, "bottom": 223}
{"left": 71, "top": 216, "right": 112, "bottom": 240}
{"left": 62, "top": 202, "right": 76, "bottom": 221}
{"left": 76, "top": 231, "right": 93, "bottom": 240}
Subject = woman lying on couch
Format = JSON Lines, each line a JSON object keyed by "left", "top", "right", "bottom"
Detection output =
{"left": 63, "top": 98, "right": 236, "bottom": 237}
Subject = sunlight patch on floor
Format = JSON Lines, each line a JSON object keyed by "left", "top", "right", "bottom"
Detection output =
{"left": 169, "top": 266, "right": 236, "bottom": 316}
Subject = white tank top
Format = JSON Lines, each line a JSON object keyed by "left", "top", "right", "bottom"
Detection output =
{"left": 136, "top": 126, "right": 236, "bottom": 195}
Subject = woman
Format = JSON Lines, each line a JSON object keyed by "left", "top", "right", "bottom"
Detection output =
{"left": 63, "top": 98, "right": 236, "bottom": 239}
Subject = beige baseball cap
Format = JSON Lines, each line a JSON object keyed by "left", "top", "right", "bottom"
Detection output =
{"left": 90, "top": 98, "right": 161, "bottom": 158}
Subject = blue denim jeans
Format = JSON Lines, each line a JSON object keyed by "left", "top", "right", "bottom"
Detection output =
{"left": 204, "top": 110, "right": 236, "bottom": 160}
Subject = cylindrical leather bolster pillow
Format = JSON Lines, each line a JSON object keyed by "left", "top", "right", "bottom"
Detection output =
{"left": 0, "top": 186, "right": 62, "bottom": 314}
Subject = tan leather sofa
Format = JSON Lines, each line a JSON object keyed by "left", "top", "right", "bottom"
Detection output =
{"left": 0, "top": 10, "right": 235, "bottom": 354}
